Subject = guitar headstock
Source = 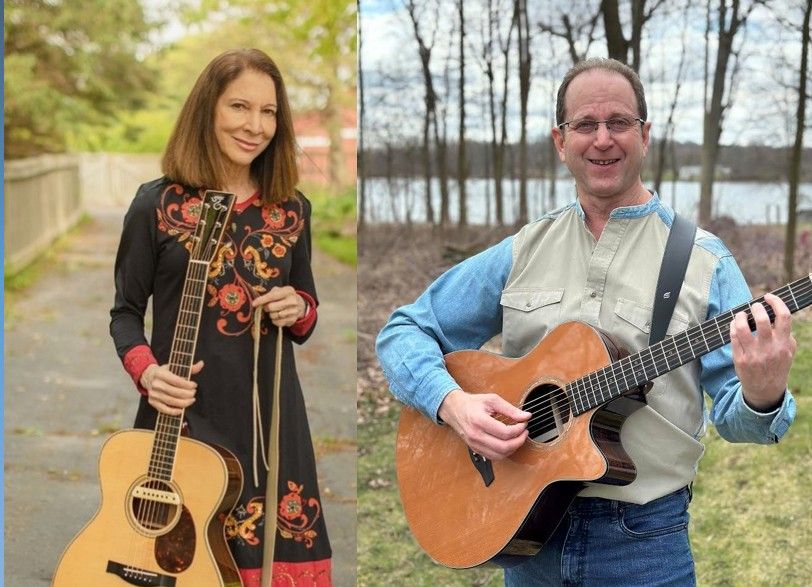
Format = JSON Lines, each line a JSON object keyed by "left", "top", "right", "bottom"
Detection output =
{"left": 189, "top": 190, "right": 236, "bottom": 263}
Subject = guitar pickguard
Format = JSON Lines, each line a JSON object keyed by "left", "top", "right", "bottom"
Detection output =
{"left": 155, "top": 505, "right": 196, "bottom": 573}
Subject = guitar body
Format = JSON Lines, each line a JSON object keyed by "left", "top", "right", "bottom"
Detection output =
{"left": 53, "top": 429, "right": 243, "bottom": 587}
{"left": 396, "top": 321, "right": 647, "bottom": 569}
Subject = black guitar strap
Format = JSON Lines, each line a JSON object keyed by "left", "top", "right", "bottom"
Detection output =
{"left": 649, "top": 213, "right": 697, "bottom": 345}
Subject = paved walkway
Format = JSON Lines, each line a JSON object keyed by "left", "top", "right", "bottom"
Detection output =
{"left": 4, "top": 209, "right": 357, "bottom": 585}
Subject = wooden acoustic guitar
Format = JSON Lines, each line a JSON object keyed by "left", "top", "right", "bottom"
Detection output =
{"left": 53, "top": 191, "right": 244, "bottom": 587}
{"left": 396, "top": 274, "right": 811, "bottom": 569}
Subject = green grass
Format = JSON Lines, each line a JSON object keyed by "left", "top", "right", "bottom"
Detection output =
{"left": 358, "top": 319, "right": 812, "bottom": 586}
{"left": 306, "top": 184, "right": 357, "bottom": 266}
{"left": 357, "top": 400, "right": 502, "bottom": 587}
{"left": 692, "top": 318, "right": 812, "bottom": 586}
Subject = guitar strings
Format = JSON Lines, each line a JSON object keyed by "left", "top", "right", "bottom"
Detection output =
{"left": 520, "top": 282, "right": 812, "bottom": 435}
{"left": 486, "top": 279, "right": 812, "bottom": 438}
{"left": 141, "top": 241, "right": 211, "bottom": 540}
{"left": 517, "top": 281, "right": 812, "bottom": 436}
{"left": 124, "top": 198, "right": 231, "bottom": 575}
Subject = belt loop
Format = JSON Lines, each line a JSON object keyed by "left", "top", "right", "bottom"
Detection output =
{"left": 687, "top": 482, "right": 693, "bottom": 503}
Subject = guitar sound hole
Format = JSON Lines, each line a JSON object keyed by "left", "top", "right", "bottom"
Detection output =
{"left": 130, "top": 479, "right": 181, "bottom": 535}
{"left": 523, "top": 384, "right": 570, "bottom": 443}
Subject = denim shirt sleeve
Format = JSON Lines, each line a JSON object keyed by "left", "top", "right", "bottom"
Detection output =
{"left": 375, "top": 236, "right": 514, "bottom": 422}
{"left": 699, "top": 254, "right": 796, "bottom": 444}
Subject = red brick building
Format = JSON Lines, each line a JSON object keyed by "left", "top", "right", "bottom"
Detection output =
{"left": 293, "top": 107, "right": 357, "bottom": 188}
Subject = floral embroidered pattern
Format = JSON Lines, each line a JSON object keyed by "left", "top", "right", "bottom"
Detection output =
{"left": 277, "top": 481, "right": 322, "bottom": 549}
{"left": 156, "top": 184, "right": 305, "bottom": 336}
{"left": 223, "top": 496, "right": 265, "bottom": 547}
{"left": 218, "top": 283, "right": 247, "bottom": 312}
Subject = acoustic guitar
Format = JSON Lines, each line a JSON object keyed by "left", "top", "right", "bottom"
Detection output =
{"left": 53, "top": 191, "right": 244, "bottom": 587}
{"left": 396, "top": 274, "right": 811, "bottom": 569}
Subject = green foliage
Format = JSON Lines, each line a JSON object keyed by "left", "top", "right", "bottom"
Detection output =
{"left": 4, "top": 0, "right": 158, "bottom": 158}
{"left": 307, "top": 184, "right": 357, "bottom": 265}
{"left": 69, "top": 108, "right": 179, "bottom": 153}
{"left": 184, "top": 0, "right": 356, "bottom": 109}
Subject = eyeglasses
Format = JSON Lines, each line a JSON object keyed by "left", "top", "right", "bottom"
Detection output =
{"left": 558, "top": 117, "right": 645, "bottom": 134}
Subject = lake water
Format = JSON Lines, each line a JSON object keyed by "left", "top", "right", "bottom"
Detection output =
{"left": 362, "top": 178, "right": 812, "bottom": 225}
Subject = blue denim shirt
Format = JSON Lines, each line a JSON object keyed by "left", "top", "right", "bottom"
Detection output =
{"left": 376, "top": 201, "right": 796, "bottom": 445}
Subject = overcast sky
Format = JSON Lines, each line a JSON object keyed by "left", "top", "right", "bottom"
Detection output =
{"left": 360, "top": 0, "right": 808, "bottom": 148}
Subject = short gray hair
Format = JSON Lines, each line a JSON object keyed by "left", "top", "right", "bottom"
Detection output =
{"left": 555, "top": 58, "right": 647, "bottom": 125}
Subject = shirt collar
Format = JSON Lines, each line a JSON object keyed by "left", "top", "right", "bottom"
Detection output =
{"left": 573, "top": 190, "right": 664, "bottom": 220}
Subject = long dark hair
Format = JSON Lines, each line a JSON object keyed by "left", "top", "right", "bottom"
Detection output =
{"left": 162, "top": 48, "right": 298, "bottom": 204}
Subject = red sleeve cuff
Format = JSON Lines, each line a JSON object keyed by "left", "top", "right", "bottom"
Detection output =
{"left": 122, "top": 345, "right": 158, "bottom": 396}
{"left": 289, "top": 290, "right": 317, "bottom": 336}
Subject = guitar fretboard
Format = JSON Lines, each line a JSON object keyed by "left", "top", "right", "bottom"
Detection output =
{"left": 567, "top": 274, "right": 812, "bottom": 415}
{"left": 147, "top": 258, "right": 211, "bottom": 481}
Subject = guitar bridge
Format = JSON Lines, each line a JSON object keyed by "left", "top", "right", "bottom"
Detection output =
{"left": 468, "top": 449, "right": 494, "bottom": 487}
{"left": 106, "top": 561, "right": 176, "bottom": 587}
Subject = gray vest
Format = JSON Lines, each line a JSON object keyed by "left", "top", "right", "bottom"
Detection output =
{"left": 501, "top": 201, "right": 721, "bottom": 504}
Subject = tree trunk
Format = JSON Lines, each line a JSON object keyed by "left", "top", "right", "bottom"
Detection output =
{"left": 515, "top": 0, "right": 530, "bottom": 225}
{"left": 457, "top": 0, "right": 467, "bottom": 226}
{"left": 406, "top": 0, "right": 438, "bottom": 224}
{"left": 324, "top": 75, "right": 344, "bottom": 192}
{"left": 358, "top": 0, "right": 366, "bottom": 229}
{"left": 495, "top": 4, "right": 516, "bottom": 226}
{"left": 601, "top": 0, "right": 629, "bottom": 64}
{"left": 785, "top": 0, "right": 811, "bottom": 282}
{"left": 699, "top": 0, "right": 745, "bottom": 226}
{"left": 423, "top": 106, "right": 435, "bottom": 225}
{"left": 653, "top": 3, "right": 689, "bottom": 197}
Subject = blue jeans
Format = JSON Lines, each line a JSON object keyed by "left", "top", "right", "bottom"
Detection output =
{"left": 504, "top": 487, "right": 695, "bottom": 586}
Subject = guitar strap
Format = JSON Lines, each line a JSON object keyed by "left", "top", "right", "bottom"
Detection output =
{"left": 649, "top": 213, "right": 696, "bottom": 345}
{"left": 250, "top": 307, "right": 283, "bottom": 587}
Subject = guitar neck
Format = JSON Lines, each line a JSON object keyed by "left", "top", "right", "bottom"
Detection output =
{"left": 569, "top": 274, "right": 812, "bottom": 416}
{"left": 147, "top": 259, "right": 211, "bottom": 481}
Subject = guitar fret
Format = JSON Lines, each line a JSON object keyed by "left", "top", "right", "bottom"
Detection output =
{"left": 648, "top": 346, "right": 658, "bottom": 378}
{"left": 569, "top": 383, "right": 580, "bottom": 414}
{"left": 714, "top": 314, "right": 727, "bottom": 343}
{"left": 660, "top": 340, "right": 671, "bottom": 372}
{"left": 589, "top": 372, "right": 600, "bottom": 407}
{"left": 698, "top": 326, "right": 710, "bottom": 353}
{"left": 137, "top": 192, "right": 235, "bottom": 485}
{"left": 599, "top": 368, "right": 610, "bottom": 404}
{"left": 618, "top": 359, "right": 631, "bottom": 394}
{"left": 562, "top": 276, "right": 812, "bottom": 417}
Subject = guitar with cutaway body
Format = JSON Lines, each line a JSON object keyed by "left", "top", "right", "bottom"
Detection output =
{"left": 396, "top": 274, "right": 812, "bottom": 569}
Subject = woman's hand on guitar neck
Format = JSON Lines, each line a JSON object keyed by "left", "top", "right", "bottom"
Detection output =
{"left": 438, "top": 389, "right": 531, "bottom": 460}
{"left": 140, "top": 361, "right": 204, "bottom": 416}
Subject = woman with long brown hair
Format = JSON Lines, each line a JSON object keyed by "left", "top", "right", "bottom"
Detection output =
{"left": 110, "top": 48, "right": 331, "bottom": 586}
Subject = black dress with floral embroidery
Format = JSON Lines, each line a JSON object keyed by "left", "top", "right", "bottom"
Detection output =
{"left": 110, "top": 178, "right": 331, "bottom": 584}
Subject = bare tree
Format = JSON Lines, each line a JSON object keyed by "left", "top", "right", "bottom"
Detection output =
{"left": 472, "top": 0, "right": 515, "bottom": 225}
{"left": 436, "top": 25, "right": 454, "bottom": 226}
{"left": 405, "top": 0, "right": 439, "bottom": 224}
{"left": 457, "top": 0, "right": 468, "bottom": 226}
{"left": 601, "top": 0, "right": 668, "bottom": 71}
{"left": 698, "top": 0, "right": 760, "bottom": 226}
{"left": 653, "top": 2, "right": 691, "bottom": 196}
{"left": 359, "top": 0, "right": 367, "bottom": 230}
{"left": 515, "top": 0, "right": 531, "bottom": 225}
{"left": 537, "top": 2, "right": 602, "bottom": 65}
{"left": 785, "top": 0, "right": 811, "bottom": 282}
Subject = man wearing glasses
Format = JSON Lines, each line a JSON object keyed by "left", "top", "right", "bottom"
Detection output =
{"left": 376, "top": 58, "right": 797, "bottom": 585}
